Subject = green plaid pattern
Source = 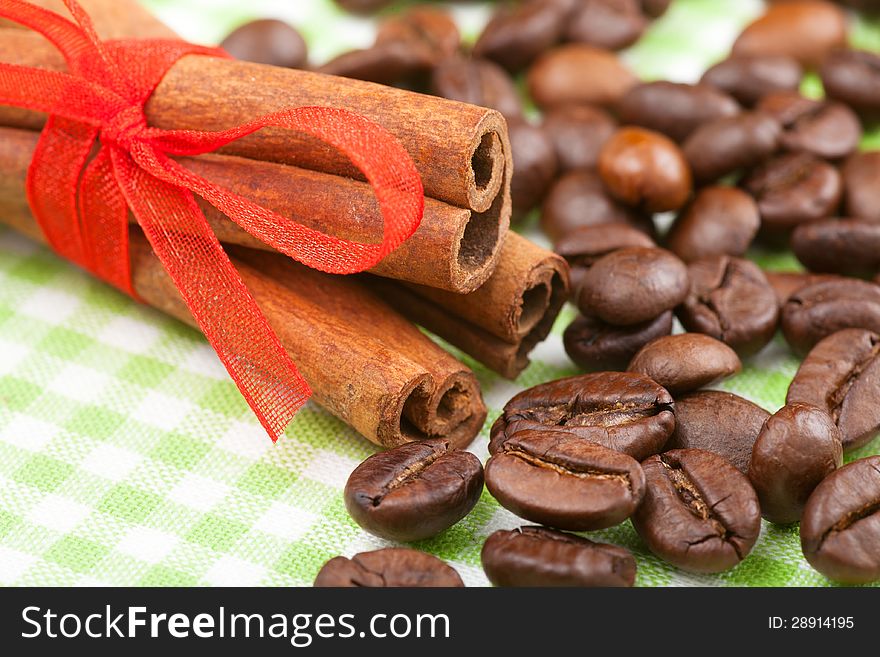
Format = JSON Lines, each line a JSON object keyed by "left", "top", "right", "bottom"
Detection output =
{"left": 0, "top": 0, "right": 878, "bottom": 587}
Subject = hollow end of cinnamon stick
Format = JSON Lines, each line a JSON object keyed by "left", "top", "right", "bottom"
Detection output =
{"left": 397, "top": 371, "right": 487, "bottom": 450}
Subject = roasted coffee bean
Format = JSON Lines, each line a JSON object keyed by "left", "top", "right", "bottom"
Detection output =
{"left": 842, "top": 151, "right": 880, "bottom": 222}
{"left": 542, "top": 104, "right": 617, "bottom": 172}
{"left": 801, "top": 455, "right": 880, "bottom": 584}
{"left": 344, "top": 439, "right": 484, "bottom": 542}
{"left": 633, "top": 449, "right": 761, "bottom": 573}
{"left": 757, "top": 91, "right": 861, "bottom": 160}
{"left": 787, "top": 328, "right": 880, "bottom": 450}
{"left": 490, "top": 371, "right": 675, "bottom": 460}
{"left": 628, "top": 334, "right": 742, "bottom": 395}
{"left": 666, "top": 186, "right": 760, "bottom": 263}
{"left": 431, "top": 56, "right": 524, "bottom": 120}
{"left": 749, "top": 403, "right": 842, "bottom": 524}
{"left": 376, "top": 7, "right": 460, "bottom": 60}
{"left": 564, "top": 312, "right": 673, "bottom": 372}
{"left": 781, "top": 279, "right": 880, "bottom": 356}
{"left": 540, "top": 170, "right": 653, "bottom": 243}
{"left": 485, "top": 429, "right": 646, "bottom": 531}
{"left": 742, "top": 152, "right": 842, "bottom": 231}
{"left": 578, "top": 247, "right": 690, "bottom": 325}
{"left": 763, "top": 271, "right": 843, "bottom": 310}
{"left": 220, "top": 19, "right": 308, "bottom": 69}
{"left": 319, "top": 41, "right": 433, "bottom": 85}
{"left": 314, "top": 548, "right": 464, "bottom": 587}
{"left": 792, "top": 218, "right": 880, "bottom": 277}
{"left": 732, "top": 1, "right": 848, "bottom": 68}
{"left": 509, "top": 119, "right": 558, "bottom": 220}
{"left": 481, "top": 526, "right": 636, "bottom": 587}
{"left": 665, "top": 391, "right": 770, "bottom": 475}
{"left": 556, "top": 223, "right": 656, "bottom": 293}
{"left": 598, "top": 128, "right": 692, "bottom": 212}
{"left": 528, "top": 44, "right": 638, "bottom": 109}
{"left": 701, "top": 55, "right": 803, "bottom": 107}
{"left": 640, "top": 0, "right": 670, "bottom": 16}
{"left": 821, "top": 48, "right": 880, "bottom": 119}
{"left": 566, "top": 0, "right": 647, "bottom": 51}
{"left": 682, "top": 112, "right": 780, "bottom": 184}
{"left": 677, "top": 256, "right": 779, "bottom": 357}
{"left": 617, "top": 82, "right": 740, "bottom": 143}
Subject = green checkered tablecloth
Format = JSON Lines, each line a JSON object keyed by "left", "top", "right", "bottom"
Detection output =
{"left": 0, "top": 0, "right": 878, "bottom": 587}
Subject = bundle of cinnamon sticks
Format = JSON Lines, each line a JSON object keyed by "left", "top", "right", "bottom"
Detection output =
{"left": 0, "top": 0, "right": 569, "bottom": 448}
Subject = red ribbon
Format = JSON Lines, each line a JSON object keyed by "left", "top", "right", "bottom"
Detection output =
{"left": 0, "top": 0, "right": 425, "bottom": 440}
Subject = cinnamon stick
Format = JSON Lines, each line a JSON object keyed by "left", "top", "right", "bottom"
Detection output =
{"left": 0, "top": 0, "right": 176, "bottom": 39}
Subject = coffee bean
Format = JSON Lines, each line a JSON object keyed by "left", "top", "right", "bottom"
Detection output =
{"left": 344, "top": 438, "right": 484, "bottom": 542}
{"left": 564, "top": 312, "right": 673, "bottom": 372}
{"left": 220, "top": 19, "right": 308, "bottom": 69}
{"left": 666, "top": 186, "right": 760, "bottom": 263}
{"left": 757, "top": 91, "right": 861, "bottom": 161}
{"left": 376, "top": 7, "right": 460, "bottom": 64}
{"left": 490, "top": 371, "right": 675, "bottom": 460}
{"left": 540, "top": 170, "right": 653, "bottom": 243}
{"left": 319, "top": 41, "right": 433, "bottom": 85}
{"left": 633, "top": 449, "right": 761, "bottom": 573}
{"left": 842, "top": 151, "right": 880, "bottom": 222}
{"left": 617, "top": 82, "right": 741, "bottom": 143}
{"left": 781, "top": 279, "right": 880, "bottom": 355}
{"left": 566, "top": 0, "right": 647, "bottom": 51}
{"left": 801, "top": 455, "right": 880, "bottom": 584}
{"left": 598, "top": 128, "right": 692, "bottom": 212}
{"left": 628, "top": 334, "right": 742, "bottom": 395}
{"left": 749, "top": 403, "right": 843, "bottom": 524}
{"left": 787, "top": 328, "right": 880, "bottom": 450}
{"left": 641, "top": 0, "right": 671, "bottom": 17}
{"left": 508, "top": 119, "right": 559, "bottom": 220}
{"left": 474, "top": 0, "right": 571, "bottom": 73}
{"left": 314, "top": 547, "right": 464, "bottom": 587}
{"left": 732, "top": 1, "right": 848, "bottom": 69}
{"left": 682, "top": 112, "right": 780, "bottom": 184}
{"left": 481, "top": 526, "right": 636, "bottom": 587}
{"left": 792, "top": 218, "right": 880, "bottom": 277}
{"left": 528, "top": 44, "right": 638, "bottom": 110}
{"left": 485, "top": 428, "right": 646, "bottom": 530}
{"left": 665, "top": 391, "right": 770, "bottom": 475}
{"left": 763, "top": 270, "right": 843, "bottom": 310}
{"left": 742, "top": 152, "right": 842, "bottom": 231}
{"left": 701, "top": 55, "right": 803, "bottom": 107}
{"left": 677, "top": 256, "right": 779, "bottom": 356}
{"left": 431, "top": 56, "right": 524, "bottom": 120}
{"left": 542, "top": 104, "right": 617, "bottom": 172}
{"left": 821, "top": 48, "right": 880, "bottom": 119}
{"left": 578, "top": 247, "right": 690, "bottom": 325}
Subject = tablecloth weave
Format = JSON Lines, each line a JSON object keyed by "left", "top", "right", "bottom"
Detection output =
{"left": 0, "top": 0, "right": 878, "bottom": 587}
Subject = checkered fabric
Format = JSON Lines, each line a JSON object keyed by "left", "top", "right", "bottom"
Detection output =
{"left": 0, "top": 0, "right": 878, "bottom": 587}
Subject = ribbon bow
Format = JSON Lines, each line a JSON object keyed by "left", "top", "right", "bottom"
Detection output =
{"left": 0, "top": 0, "right": 425, "bottom": 440}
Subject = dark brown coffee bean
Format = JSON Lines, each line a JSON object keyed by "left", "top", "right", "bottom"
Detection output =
{"left": 757, "top": 91, "right": 861, "bottom": 160}
{"left": 842, "top": 151, "right": 880, "bottom": 222}
{"left": 628, "top": 334, "right": 742, "bottom": 395}
{"left": 376, "top": 7, "right": 460, "bottom": 65}
{"left": 701, "top": 55, "right": 803, "bottom": 107}
{"left": 641, "top": 0, "right": 671, "bottom": 17}
{"left": 318, "top": 41, "right": 433, "bottom": 85}
{"left": 677, "top": 256, "right": 779, "bottom": 357}
{"left": 617, "top": 82, "right": 741, "bottom": 143}
{"left": 220, "top": 19, "right": 308, "bottom": 69}
{"left": 489, "top": 371, "right": 675, "bottom": 460}
{"left": 787, "top": 328, "right": 880, "bottom": 450}
{"left": 598, "top": 128, "right": 692, "bottom": 212}
{"left": 314, "top": 547, "right": 464, "bottom": 587}
{"left": 682, "top": 112, "right": 780, "bottom": 184}
{"left": 763, "top": 270, "right": 843, "bottom": 310}
{"left": 781, "top": 279, "right": 880, "bottom": 356}
{"left": 481, "top": 526, "right": 636, "bottom": 587}
{"left": 633, "top": 449, "right": 761, "bottom": 573}
{"left": 508, "top": 119, "right": 559, "bottom": 220}
{"left": 666, "top": 391, "right": 770, "bottom": 475}
{"left": 485, "top": 429, "right": 646, "bottom": 531}
{"left": 731, "top": 1, "right": 848, "bottom": 69}
{"left": 542, "top": 104, "right": 617, "bottom": 172}
{"left": 742, "top": 152, "right": 842, "bottom": 231}
{"left": 540, "top": 170, "right": 653, "bottom": 243}
{"left": 749, "top": 403, "right": 842, "bottom": 524}
{"left": 821, "top": 48, "right": 880, "bottom": 119}
{"left": 801, "top": 455, "right": 880, "bottom": 584}
{"left": 344, "top": 439, "right": 484, "bottom": 542}
{"left": 431, "top": 56, "right": 524, "bottom": 120}
{"left": 564, "top": 312, "right": 673, "bottom": 372}
{"left": 528, "top": 44, "right": 638, "bottom": 110}
{"left": 579, "top": 247, "right": 690, "bottom": 325}
{"left": 666, "top": 186, "right": 760, "bottom": 263}
{"left": 566, "top": 0, "right": 647, "bottom": 51}
{"left": 792, "top": 218, "right": 880, "bottom": 277}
